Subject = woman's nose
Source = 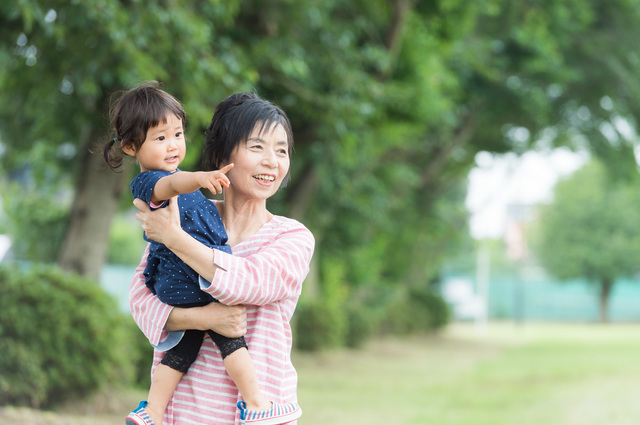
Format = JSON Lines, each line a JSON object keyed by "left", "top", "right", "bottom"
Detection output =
{"left": 262, "top": 150, "right": 278, "bottom": 167}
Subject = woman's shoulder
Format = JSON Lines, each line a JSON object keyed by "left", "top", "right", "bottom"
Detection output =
{"left": 270, "top": 215, "right": 314, "bottom": 243}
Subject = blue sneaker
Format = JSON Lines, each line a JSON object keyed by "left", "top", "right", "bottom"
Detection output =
{"left": 126, "top": 401, "right": 155, "bottom": 425}
{"left": 237, "top": 400, "right": 302, "bottom": 424}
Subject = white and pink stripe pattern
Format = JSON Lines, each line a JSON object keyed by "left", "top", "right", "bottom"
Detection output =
{"left": 129, "top": 214, "right": 314, "bottom": 425}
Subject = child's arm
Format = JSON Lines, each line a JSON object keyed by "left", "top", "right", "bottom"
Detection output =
{"left": 151, "top": 164, "right": 234, "bottom": 204}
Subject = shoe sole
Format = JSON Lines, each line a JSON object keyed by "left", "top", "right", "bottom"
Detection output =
{"left": 126, "top": 415, "right": 150, "bottom": 425}
{"left": 244, "top": 406, "right": 302, "bottom": 425}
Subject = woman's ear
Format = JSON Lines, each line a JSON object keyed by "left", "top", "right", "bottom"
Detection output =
{"left": 121, "top": 141, "right": 137, "bottom": 157}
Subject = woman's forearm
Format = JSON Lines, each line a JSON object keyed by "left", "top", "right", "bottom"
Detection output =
{"left": 134, "top": 196, "right": 222, "bottom": 281}
{"left": 166, "top": 302, "right": 247, "bottom": 338}
{"left": 162, "top": 227, "right": 220, "bottom": 282}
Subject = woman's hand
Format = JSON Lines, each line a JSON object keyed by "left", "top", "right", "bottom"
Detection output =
{"left": 133, "top": 197, "right": 181, "bottom": 245}
{"left": 166, "top": 302, "right": 247, "bottom": 338}
{"left": 200, "top": 303, "right": 247, "bottom": 338}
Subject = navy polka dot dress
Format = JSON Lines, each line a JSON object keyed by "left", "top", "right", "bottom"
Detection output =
{"left": 131, "top": 170, "right": 232, "bottom": 306}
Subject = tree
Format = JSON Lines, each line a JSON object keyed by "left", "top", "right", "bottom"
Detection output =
{"left": 3, "top": 0, "right": 640, "bottom": 296}
{"left": 534, "top": 160, "right": 640, "bottom": 322}
{"left": 0, "top": 0, "right": 250, "bottom": 279}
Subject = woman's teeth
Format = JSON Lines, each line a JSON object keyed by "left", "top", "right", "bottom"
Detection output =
{"left": 254, "top": 175, "right": 274, "bottom": 182}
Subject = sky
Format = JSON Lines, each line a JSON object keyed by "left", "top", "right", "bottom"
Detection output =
{"left": 465, "top": 148, "right": 589, "bottom": 239}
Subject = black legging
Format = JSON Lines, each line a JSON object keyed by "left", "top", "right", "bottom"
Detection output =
{"left": 160, "top": 302, "right": 248, "bottom": 374}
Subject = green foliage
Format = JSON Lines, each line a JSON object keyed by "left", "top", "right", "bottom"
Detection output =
{"left": 409, "top": 284, "right": 450, "bottom": 330}
{"left": 344, "top": 301, "right": 374, "bottom": 349}
{"left": 128, "top": 325, "right": 155, "bottom": 389}
{"left": 381, "top": 284, "right": 450, "bottom": 335}
{"left": 107, "top": 212, "right": 147, "bottom": 265}
{"left": 535, "top": 160, "right": 640, "bottom": 283}
{"left": 533, "top": 160, "right": 640, "bottom": 321}
{"left": 0, "top": 264, "right": 139, "bottom": 407}
{"left": 294, "top": 299, "right": 343, "bottom": 352}
{"left": 295, "top": 257, "right": 349, "bottom": 351}
{"left": 4, "top": 0, "right": 640, "bottom": 307}
{"left": 1, "top": 181, "right": 69, "bottom": 262}
{"left": 0, "top": 338, "right": 48, "bottom": 407}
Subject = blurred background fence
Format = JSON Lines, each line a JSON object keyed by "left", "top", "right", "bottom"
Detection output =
{"left": 442, "top": 274, "right": 640, "bottom": 323}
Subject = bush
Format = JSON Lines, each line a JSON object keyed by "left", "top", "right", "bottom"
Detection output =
{"left": 0, "top": 339, "right": 48, "bottom": 407}
{"left": 381, "top": 284, "right": 450, "bottom": 335}
{"left": 0, "top": 264, "right": 139, "bottom": 407}
{"left": 294, "top": 299, "right": 345, "bottom": 351}
{"left": 408, "top": 284, "right": 450, "bottom": 330}
{"left": 344, "top": 302, "right": 374, "bottom": 349}
{"left": 295, "top": 255, "right": 350, "bottom": 351}
{"left": 129, "top": 324, "right": 155, "bottom": 388}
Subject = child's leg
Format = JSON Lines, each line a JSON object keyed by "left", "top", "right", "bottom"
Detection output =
{"left": 209, "top": 332, "right": 303, "bottom": 423}
{"left": 140, "top": 329, "right": 205, "bottom": 425}
{"left": 208, "top": 332, "right": 271, "bottom": 411}
{"left": 224, "top": 347, "right": 272, "bottom": 411}
{"left": 145, "top": 364, "right": 183, "bottom": 425}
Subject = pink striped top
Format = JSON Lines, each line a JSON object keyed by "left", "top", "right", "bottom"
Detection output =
{"left": 128, "top": 213, "right": 314, "bottom": 425}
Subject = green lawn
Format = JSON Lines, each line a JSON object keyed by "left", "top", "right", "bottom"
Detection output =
{"left": 3, "top": 322, "right": 640, "bottom": 425}
{"left": 293, "top": 322, "right": 640, "bottom": 425}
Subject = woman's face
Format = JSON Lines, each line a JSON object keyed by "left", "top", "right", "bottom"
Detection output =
{"left": 225, "top": 122, "right": 290, "bottom": 200}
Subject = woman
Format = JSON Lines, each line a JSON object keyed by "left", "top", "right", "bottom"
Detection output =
{"left": 129, "top": 92, "right": 314, "bottom": 425}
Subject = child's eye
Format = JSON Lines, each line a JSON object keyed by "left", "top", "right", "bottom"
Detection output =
{"left": 157, "top": 136, "right": 165, "bottom": 141}
{"left": 175, "top": 132, "right": 183, "bottom": 138}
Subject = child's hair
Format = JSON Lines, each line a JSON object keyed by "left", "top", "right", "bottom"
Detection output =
{"left": 102, "top": 81, "right": 186, "bottom": 170}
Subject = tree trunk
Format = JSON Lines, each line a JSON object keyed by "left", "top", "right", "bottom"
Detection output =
{"left": 58, "top": 133, "right": 129, "bottom": 281}
{"left": 598, "top": 278, "right": 613, "bottom": 323}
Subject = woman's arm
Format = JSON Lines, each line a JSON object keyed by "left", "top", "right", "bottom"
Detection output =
{"left": 129, "top": 245, "right": 246, "bottom": 348}
{"left": 128, "top": 246, "right": 175, "bottom": 346}
{"left": 167, "top": 302, "right": 247, "bottom": 337}
{"left": 200, "top": 224, "right": 315, "bottom": 306}
{"left": 134, "top": 197, "right": 315, "bottom": 306}
{"left": 134, "top": 197, "right": 222, "bottom": 281}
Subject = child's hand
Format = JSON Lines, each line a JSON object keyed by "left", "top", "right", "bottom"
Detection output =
{"left": 199, "top": 163, "right": 234, "bottom": 195}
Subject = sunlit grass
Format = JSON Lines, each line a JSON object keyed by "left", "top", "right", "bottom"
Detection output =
{"left": 4, "top": 322, "right": 640, "bottom": 424}
{"left": 294, "top": 322, "right": 640, "bottom": 425}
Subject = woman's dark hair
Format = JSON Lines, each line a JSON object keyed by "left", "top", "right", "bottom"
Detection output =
{"left": 102, "top": 81, "right": 186, "bottom": 170}
{"left": 202, "top": 92, "right": 294, "bottom": 172}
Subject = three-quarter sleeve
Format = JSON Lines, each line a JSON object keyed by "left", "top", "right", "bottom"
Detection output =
{"left": 199, "top": 220, "right": 314, "bottom": 306}
{"left": 128, "top": 245, "right": 179, "bottom": 348}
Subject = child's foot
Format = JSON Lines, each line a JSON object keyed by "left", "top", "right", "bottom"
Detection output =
{"left": 237, "top": 400, "right": 302, "bottom": 425}
{"left": 125, "top": 401, "right": 156, "bottom": 425}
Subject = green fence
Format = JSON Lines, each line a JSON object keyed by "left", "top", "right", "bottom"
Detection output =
{"left": 442, "top": 274, "right": 640, "bottom": 322}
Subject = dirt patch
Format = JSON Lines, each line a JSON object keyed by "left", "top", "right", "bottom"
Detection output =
{"left": 0, "top": 387, "right": 144, "bottom": 425}
{"left": 0, "top": 406, "right": 122, "bottom": 425}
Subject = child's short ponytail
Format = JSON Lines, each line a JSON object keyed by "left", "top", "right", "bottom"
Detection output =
{"left": 102, "top": 137, "right": 125, "bottom": 171}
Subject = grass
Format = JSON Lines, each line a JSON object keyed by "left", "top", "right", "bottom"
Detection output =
{"left": 293, "top": 322, "right": 640, "bottom": 425}
{"left": 3, "top": 322, "right": 640, "bottom": 424}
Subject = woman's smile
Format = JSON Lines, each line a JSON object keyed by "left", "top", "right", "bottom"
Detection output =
{"left": 253, "top": 174, "right": 276, "bottom": 186}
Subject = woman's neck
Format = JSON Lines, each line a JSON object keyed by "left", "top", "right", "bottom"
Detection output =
{"left": 218, "top": 195, "right": 272, "bottom": 247}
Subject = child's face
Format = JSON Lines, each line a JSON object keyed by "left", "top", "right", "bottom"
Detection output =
{"left": 130, "top": 114, "right": 185, "bottom": 172}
